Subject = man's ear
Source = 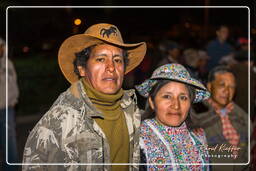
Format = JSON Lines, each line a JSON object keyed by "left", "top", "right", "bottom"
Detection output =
{"left": 216, "top": 30, "right": 219, "bottom": 36}
{"left": 77, "top": 66, "right": 86, "bottom": 77}
{"left": 207, "top": 82, "right": 212, "bottom": 92}
{"left": 148, "top": 97, "right": 155, "bottom": 110}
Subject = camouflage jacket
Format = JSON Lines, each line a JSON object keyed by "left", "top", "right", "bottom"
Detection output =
{"left": 22, "top": 80, "right": 141, "bottom": 171}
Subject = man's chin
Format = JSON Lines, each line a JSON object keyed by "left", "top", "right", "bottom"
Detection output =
{"left": 213, "top": 98, "right": 229, "bottom": 108}
{"left": 100, "top": 88, "right": 120, "bottom": 95}
{"left": 218, "top": 101, "right": 230, "bottom": 108}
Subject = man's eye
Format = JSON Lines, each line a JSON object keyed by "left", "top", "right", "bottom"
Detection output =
{"left": 96, "top": 58, "right": 105, "bottom": 62}
{"left": 162, "top": 95, "right": 171, "bottom": 99}
{"left": 229, "top": 85, "right": 236, "bottom": 89}
{"left": 219, "top": 83, "right": 225, "bottom": 87}
{"left": 114, "top": 58, "right": 123, "bottom": 63}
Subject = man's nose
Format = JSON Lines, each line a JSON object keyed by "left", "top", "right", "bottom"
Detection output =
{"left": 106, "top": 59, "right": 115, "bottom": 72}
{"left": 223, "top": 85, "right": 230, "bottom": 95}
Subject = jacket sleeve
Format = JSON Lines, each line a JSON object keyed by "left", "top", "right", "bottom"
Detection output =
{"left": 22, "top": 106, "right": 64, "bottom": 171}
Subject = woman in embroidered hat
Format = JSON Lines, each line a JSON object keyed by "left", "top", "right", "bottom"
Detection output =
{"left": 22, "top": 23, "right": 146, "bottom": 171}
{"left": 136, "top": 63, "right": 210, "bottom": 170}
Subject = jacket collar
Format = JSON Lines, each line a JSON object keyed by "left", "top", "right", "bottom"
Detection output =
{"left": 69, "top": 79, "right": 136, "bottom": 118}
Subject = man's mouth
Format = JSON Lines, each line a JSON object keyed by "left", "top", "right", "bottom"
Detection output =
{"left": 220, "top": 96, "right": 229, "bottom": 100}
{"left": 103, "top": 77, "right": 117, "bottom": 81}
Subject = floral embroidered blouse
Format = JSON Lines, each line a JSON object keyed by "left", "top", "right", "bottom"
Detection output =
{"left": 140, "top": 118, "right": 210, "bottom": 171}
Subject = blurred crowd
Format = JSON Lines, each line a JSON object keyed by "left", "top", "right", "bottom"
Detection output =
{"left": 126, "top": 25, "right": 254, "bottom": 111}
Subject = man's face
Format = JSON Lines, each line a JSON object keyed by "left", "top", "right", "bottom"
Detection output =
{"left": 207, "top": 72, "right": 236, "bottom": 108}
{"left": 216, "top": 26, "right": 229, "bottom": 42}
{"left": 79, "top": 44, "right": 125, "bottom": 94}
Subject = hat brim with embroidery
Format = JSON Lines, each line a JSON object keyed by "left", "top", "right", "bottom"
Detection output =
{"left": 135, "top": 63, "right": 210, "bottom": 103}
{"left": 58, "top": 23, "right": 147, "bottom": 84}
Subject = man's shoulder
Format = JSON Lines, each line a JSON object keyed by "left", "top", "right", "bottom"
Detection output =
{"left": 121, "top": 89, "right": 138, "bottom": 107}
{"left": 31, "top": 85, "right": 86, "bottom": 132}
{"left": 192, "top": 102, "right": 213, "bottom": 117}
{"left": 191, "top": 102, "right": 219, "bottom": 128}
{"left": 231, "top": 103, "right": 248, "bottom": 122}
{"left": 232, "top": 103, "right": 248, "bottom": 115}
{"left": 31, "top": 101, "right": 84, "bottom": 133}
{"left": 24, "top": 88, "right": 88, "bottom": 149}
{"left": 123, "top": 88, "right": 136, "bottom": 97}
{"left": 50, "top": 82, "right": 86, "bottom": 110}
{"left": 140, "top": 119, "right": 156, "bottom": 138}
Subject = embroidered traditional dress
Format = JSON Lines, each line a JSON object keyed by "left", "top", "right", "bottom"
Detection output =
{"left": 140, "top": 118, "right": 210, "bottom": 171}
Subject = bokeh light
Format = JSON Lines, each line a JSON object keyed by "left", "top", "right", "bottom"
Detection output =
{"left": 74, "top": 18, "right": 82, "bottom": 26}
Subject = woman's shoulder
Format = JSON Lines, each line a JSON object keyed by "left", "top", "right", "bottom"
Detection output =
{"left": 191, "top": 127, "right": 205, "bottom": 135}
{"left": 141, "top": 118, "right": 154, "bottom": 126}
{"left": 140, "top": 119, "right": 158, "bottom": 138}
{"left": 190, "top": 128, "right": 208, "bottom": 145}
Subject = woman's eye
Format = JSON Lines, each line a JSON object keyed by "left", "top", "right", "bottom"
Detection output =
{"left": 180, "top": 95, "right": 188, "bottom": 101}
{"left": 96, "top": 58, "right": 105, "bottom": 62}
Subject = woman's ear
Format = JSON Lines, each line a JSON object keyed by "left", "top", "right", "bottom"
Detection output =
{"left": 148, "top": 97, "right": 155, "bottom": 110}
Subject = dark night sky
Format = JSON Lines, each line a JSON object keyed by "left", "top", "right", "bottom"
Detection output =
{"left": 0, "top": 1, "right": 255, "bottom": 56}
{"left": 1, "top": 0, "right": 255, "bottom": 37}
{"left": 6, "top": 7, "right": 249, "bottom": 42}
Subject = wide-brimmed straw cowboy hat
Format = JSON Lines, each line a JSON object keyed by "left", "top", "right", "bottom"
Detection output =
{"left": 135, "top": 63, "right": 210, "bottom": 103}
{"left": 58, "top": 23, "right": 147, "bottom": 83}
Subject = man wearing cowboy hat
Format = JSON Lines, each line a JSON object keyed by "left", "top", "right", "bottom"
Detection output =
{"left": 22, "top": 23, "right": 146, "bottom": 171}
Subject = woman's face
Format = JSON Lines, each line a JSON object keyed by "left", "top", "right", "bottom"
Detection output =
{"left": 149, "top": 81, "right": 191, "bottom": 127}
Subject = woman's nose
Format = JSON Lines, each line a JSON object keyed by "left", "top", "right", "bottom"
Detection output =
{"left": 170, "top": 98, "right": 180, "bottom": 110}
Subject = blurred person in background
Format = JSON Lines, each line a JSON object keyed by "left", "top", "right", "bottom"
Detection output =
{"left": 157, "top": 40, "right": 181, "bottom": 67}
{"left": 234, "top": 37, "right": 256, "bottom": 170}
{"left": 182, "top": 48, "right": 210, "bottom": 84}
{"left": 230, "top": 37, "right": 255, "bottom": 115}
{"left": 134, "top": 42, "right": 157, "bottom": 85}
{"left": 0, "top": 37, "right": 19, "bottom": 171}
{"left": 192, "top": 66, "right": 250, "bottom": 171}
{"left": 183, "top": 48, "right": 202, "bottom": 80}
{"left": 133, "top": 42, "right": 158, "bottom": 110}
{"left": 236, "top": 37, "right": 249, "bottom": 51}
{"left": 206, "top": 25, "right": 234, "bottom": 71}
{"left": 197, "top": 50, "right": 210, "bottom": 84}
